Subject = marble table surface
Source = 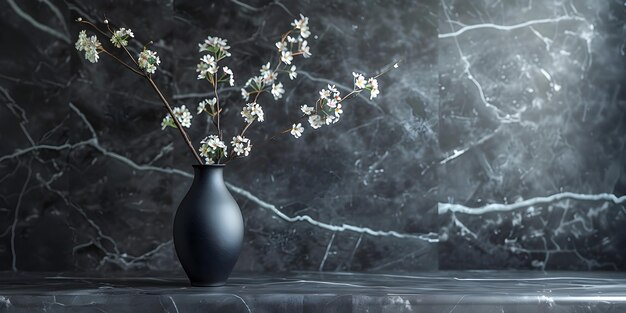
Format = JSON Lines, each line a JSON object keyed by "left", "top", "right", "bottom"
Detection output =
{"left": 1, "top": 271, "right": 626, "bottom": 312}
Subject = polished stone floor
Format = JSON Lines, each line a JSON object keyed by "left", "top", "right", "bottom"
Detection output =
{"left": 1, "top": 271, "right": 626, "bottom": 312}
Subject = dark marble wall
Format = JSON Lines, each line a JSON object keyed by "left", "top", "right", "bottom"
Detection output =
{"left": 0, "top": 0, "right": 624, "bottom": 273}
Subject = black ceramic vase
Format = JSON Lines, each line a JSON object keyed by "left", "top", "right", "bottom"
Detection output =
{"left": 173, "top": 164, "right": 244, "bottom": 287}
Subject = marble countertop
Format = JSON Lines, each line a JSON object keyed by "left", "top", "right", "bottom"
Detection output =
{"left": 1, "top": 271, "right": 626, "bottom": 312}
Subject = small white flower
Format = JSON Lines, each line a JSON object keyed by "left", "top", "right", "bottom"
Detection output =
{"left": 263, "top": 70, "right": 277, "bottom": 84}
{"left": 75, "top": 30, "right": 88, "bottom": 51}
{"left": 231, "top": 135, "right": 252, "bottom": 156}
{"left": 280, "top": 50, "right": 293, "bottom": 65}
{"left": 137, "top": 49, "right": 160, "bottom": 74}
{"left": 300, "top": 40, "right": 312, "bottom": 58}
{"left": 199, "top": 36, "right": 231, "bottom": 57}
{"left": 288, "top": 65, "right": 297, "bottom": 80}
{"left": 197, "top": 101, "right": 206, "bottom": 114}
{"left": 250, "top": 103, "right": 265, "bottom": 122}
{"left": 300, "top": 26, "right": 311, "bottom": 39}
{"left": 326, "top": 98, "right": 338, "bottom": 108}
{"left": 291, "top": 14, "right": 310, "bottom": 38}
{"left": 241, "top": 102, "right": 264, "bottom": 123}
{"left": 308, "top": 115, "right": 323, "bottom": 129}
{"left": 260, "top": 62, "right": 272, "bottom": 77}
{"left": 84, "top": 42, "right": 100, "bottom": 63}
{"left": 287, "top": 36, "right": 298, "bottom": 43}
{"left": 197, "top": 98, "right": 217, "bottom": 114}
{"left": 75, "top": 30, "right": 101, "bottom": 63}
{"left": 327, "top": 84, "right": 340, "bottom": 99}
{"left": 246, "top": 76, "right": 265, "bottom": 89}
{"left": 199, "top": 135, "right": 227, "bottom": 164}
{"left": 222, "top": 66, "right": 235, "bottom": 86}
{"left": 368, "top": 77, "right": 380, "bottom": 99}
{"left": 301, "top": 104, "right": 314, "bottom": 115}
{"left": 275, "top": 41, "right": 288, "bottom": 52}
{"left": 291, "top": 123, "right": 304, "bottom": 138}
{"left": 393, "top": 63, "right": 399, "bottom": 68}
{"left": 324, "top": 114, "right": 335, "bottom": 125}
{"left": 196, "top": 55, "right": 218, "bottom": 79}
{"left": 201, "top": 135, "right": 227, "bottom": 151}
{"left": 334, "top": 103, "right": 343, "bottom": 118}
{"left": 161, "top": 105, "right": 192, "bottom": 129}
{"left": 241, "top": 88, "right": 249, "bottom": 101}
{"left": 110, "top": 28, "right": 134, "bottom": 48}
{"left": 353, "top": 72, "right": 367, "bottom": 89}
{"left": 271, "top": 82, "right": 285, "bottom": 100}
{"left": 319, "top": 89, "right": 331, "bottom": 99}
{"left": 201, "top": 54, "right": 215, "bottom": 65}
{"left": 291, "top": 14, "right": 309, "bottom": 30}
{"left": 104, "top": 19, "right": 109, "bottom": 24}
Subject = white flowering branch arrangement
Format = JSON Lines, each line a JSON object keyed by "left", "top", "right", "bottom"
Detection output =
{"left": 74, "top": 15, "right": 397, "bottom": 165}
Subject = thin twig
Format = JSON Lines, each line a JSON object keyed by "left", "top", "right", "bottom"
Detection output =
{"left": 146, "top": 77, "right": 203, "bottom": 164}
{"left": 101, "top": 50, "right": 144, "bottom": 76}
{"left": 214, "top": 72, "right": 222, "bottom": 140}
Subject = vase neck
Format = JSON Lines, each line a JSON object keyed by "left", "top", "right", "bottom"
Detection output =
{"left": 192, "top": 165, "right": 225, "bottom": 184}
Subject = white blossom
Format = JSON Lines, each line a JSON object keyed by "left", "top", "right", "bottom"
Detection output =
{"left": 137, "top": 49, "right": 160, "bottom": 74}
{"left": 110, "top": 28, "right": 134, "bottom": 48}
{"left": 319, "top": 89, "right": 331, "bottom": 99}
{"left": 301, "top": 104, "right": 314, "bottom": 115}
{"left": 161, "top": 105, "right": 192, "bottom": 129}
{"left": 326, "top": 98, "right": 338, "bottom": 108}
{"left": 291, "top": 14, "right": 310, "bottom": 38}
{"left": 288, "top": 65, "right": 297, "bottom": 80}
{"left": 290, "top": 123, "right": 304, "bottom": 138}
{"left": 324, "top": 114, "right": 335, "bottom": 125}
{"left": 241, "top": 102, "right": 264, "bottom": 123}
{"left": 280, "top": 50, "right": 293, "bottom": 65}
{"left": 75, "top": 30, "right": 101, "bottom": 63}
{"left": 300, "top": 26, "right": 311, "bottom": 39}
{"left": 262, "top": 70, "right": 277, "bottom": 84}
{"left": 394, "top": 63, "right": 399, "bottom": 68}
{"left": 300, "top": 40, "right": 312, "bottom": 58}
{"left": 271, "top": 82, "right": 285, "bottom": 100}
{"left": 75, "top": 30, "right": 88, "bottom": 51}
{"left": 245, "top": 76, "right": 265, "bottom": 89}
{"left": 327, "top": 84, "right": 340, "bottom": 99}
{"left": 287, "top": 36, "right": 298, "bottom": 43}
{"left": 275, "top": 41, "right": 288, "bottom": 52}
{"left": 334, "top": 103, "right": 343, "bottom": 118}
{"left": 241, "top": 88, "right": 249, "bottom": 101}
{"left": 197, "top": 98, "right": 217, "bottom": 114}
{"left": 368, "top": 77, "right": 380, "bottom": 99}
{"left": 231, "top": 135, "right": 252, "bottom": 156}
{"left": 308, "top": 114, "right": 323, "bottom": 129}
{"left": 199, "top": 36, "right": 231, "bottom": 57}
{"left": 260, "top": 62, "right": 272, "bottom": 77}
{"left": 222, "top": 66, "right": 235, "bottom": 86}
{"left": 199, "top": 135, "right": 227, "bottom": 164}
{"left": 197, "top": 55, "right": 218, "bottom": 79}
{"left": 353, "top": 72, "right": 367, "bottom": 89}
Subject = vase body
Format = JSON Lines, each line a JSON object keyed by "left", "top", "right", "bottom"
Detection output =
{"left": 173, "top": 165, "right": 243, "bottom": 287}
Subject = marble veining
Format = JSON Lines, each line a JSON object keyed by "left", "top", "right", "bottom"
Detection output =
{"left": 2, "top": 271, "right": 626, "bottom": 312}
{"left": 0, "top": 0, "right": 625, "bottom": 273}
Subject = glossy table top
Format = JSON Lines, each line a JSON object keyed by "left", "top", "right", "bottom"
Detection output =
{"left": 1, "top": 271, "right": 626, "bottom": 312}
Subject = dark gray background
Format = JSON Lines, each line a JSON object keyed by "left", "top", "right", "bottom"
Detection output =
{"left": 0, "top": 0, "right": 624, "bottom": 273}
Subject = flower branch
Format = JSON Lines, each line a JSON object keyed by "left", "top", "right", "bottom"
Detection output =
{"left": 74, "top": 14, "right": 398, "bottom": 166}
